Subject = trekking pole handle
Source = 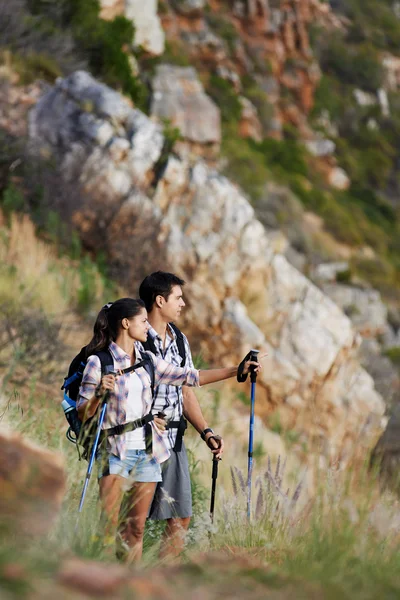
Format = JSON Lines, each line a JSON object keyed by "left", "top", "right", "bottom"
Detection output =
{"left": 249, "top": 349, "right": 260, "bottom": 383}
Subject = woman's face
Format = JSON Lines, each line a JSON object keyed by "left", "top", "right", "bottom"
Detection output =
{"left": 127, "top": 308, "right": 149, "bottom": 342}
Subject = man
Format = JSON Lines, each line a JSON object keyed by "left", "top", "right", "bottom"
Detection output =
{"left": 138, "top": 271, "right": 224, "bottom": 559}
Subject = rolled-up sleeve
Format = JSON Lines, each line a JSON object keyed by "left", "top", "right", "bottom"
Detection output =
{"left": 76, "top": 355, "right": 101, "bottom": 409}
{"left": 151, "top": 353, "right": 199, "bottom": 388}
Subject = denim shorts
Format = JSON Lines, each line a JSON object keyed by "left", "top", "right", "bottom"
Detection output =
{"left": 97, "top": 449, "right": 162, "bottom": 482}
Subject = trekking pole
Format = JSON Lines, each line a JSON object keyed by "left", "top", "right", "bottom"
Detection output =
{"left": 210, "top": 456, "right": 219, "bottom": 524}
{"left": 246, "top": 349, "right": 260, "bottom": 521}
{"left": 78, "top": 367, "right": 114, "bottom": 513}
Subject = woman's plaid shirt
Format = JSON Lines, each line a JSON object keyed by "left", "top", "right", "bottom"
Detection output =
{"left": 77, "top": 341, "right": 199, "bottom": 463}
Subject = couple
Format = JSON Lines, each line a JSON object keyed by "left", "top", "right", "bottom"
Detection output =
{"left": 77, "top": 272, "right": 261, "bottom": 563}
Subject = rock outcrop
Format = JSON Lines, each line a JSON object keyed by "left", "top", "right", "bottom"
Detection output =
{"left": 29, "top": 71, "right": 386, "bottom": 463}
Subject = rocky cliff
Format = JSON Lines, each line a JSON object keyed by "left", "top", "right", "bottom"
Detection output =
{"left": 29, "top": 70, "right": 385, "bottom": 465}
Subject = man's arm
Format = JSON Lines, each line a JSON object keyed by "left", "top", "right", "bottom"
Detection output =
{"left": 182, "top": 386, "right": 224, "bottom": 458}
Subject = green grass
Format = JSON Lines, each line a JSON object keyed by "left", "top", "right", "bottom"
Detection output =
{"left": 2, "top": 375, "right": 400, "bottom": 599}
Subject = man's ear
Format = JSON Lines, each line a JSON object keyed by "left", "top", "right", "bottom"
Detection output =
{"left": 156, "top": 294, "right": 164, "bottom": 308}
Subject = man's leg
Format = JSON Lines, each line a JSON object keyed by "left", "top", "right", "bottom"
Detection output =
{"left": 159, "top": 516, "right": 191, "bottom": 559}
{"left": 148, "top": 444, "right": 192, "bottom": 559}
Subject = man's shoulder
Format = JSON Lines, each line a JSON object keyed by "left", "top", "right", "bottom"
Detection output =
{"left": 170, "top": 323, "right": 191, "bottom": 346}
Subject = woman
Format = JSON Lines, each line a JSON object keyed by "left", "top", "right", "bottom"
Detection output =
{"left": 77, "top": 297, "right": 261, "bottom": 562}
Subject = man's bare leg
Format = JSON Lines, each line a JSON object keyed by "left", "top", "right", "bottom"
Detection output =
{"left": 159, "top": 517, "right": 191, "bottom": 560}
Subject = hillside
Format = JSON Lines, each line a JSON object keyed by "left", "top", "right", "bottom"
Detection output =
{"left": 2, "top": 1, "right": 400, "bottom": 597}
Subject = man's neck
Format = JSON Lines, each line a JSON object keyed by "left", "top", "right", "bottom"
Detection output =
{"left": 147, "top": 311, "right": 169, "bottom": 341}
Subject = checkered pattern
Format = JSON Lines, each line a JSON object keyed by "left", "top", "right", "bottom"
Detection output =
{"left": 136, "top": 325, "right": 195, "bottom": 450}
{"left": 77, "top": 341, "right": 199, "bottom": 463}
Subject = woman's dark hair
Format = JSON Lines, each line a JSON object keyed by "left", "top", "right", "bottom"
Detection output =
{"left": 84, "top": 298, "right": 145, "bottom": 357}
{"left": 139, "top": 271, "right": 185, "bottom": 312}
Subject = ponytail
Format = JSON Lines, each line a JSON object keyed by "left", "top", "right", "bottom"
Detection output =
{"left": 84, "top": 298, "right": 145, "bottom": 358}
{"left": 84, "top": 303, "right": 113, "bottom": 358}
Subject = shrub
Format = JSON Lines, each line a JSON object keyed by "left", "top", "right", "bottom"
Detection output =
{"left": 318, "top": 33, "right": 384, "bottom": 92}
{"left": 384, "top": 347, "right": 400, "bottom": 369}
{"left": 205, "top": 12, "right": 238, "bottom": 54}
{"left": 241, "top": 80, "right": 275, "bottom": 135}
{"left": 1, "top": 184, "right": 26, "bottom": 218}
{"left": 206, "top": 75, "right": 242, "bottom": 123}
{"left": 221, "top": 124, "right": 270, "bottom": 202}
{"left": 252, "top": 138, "right": 309, "bottom": 178}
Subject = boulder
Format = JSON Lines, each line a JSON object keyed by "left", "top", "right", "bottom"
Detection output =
{"left": 125, "top": 0, "right": 165, "bottom": 56}
{"left": 0, "top": 428, "right": 66, "bottom": 536}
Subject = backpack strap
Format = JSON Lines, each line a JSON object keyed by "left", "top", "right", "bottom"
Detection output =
{"left": 141, "top": 334, "right": 157, "bottom": 356}
{"left": 95, "top": 349, "right": 114, "bottom": 375}
{"left": 104, "top": 413, "right": 154, "bottom": 437}
{"left": 166, "top": 415, "right": 187, "bottom": 452}
{"left": 169, "top": 323, "right": 186, "bottom": 367}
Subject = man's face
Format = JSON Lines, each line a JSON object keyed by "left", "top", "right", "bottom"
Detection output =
{"left": 160, "top": 285, "right": 185, "bottom": 322}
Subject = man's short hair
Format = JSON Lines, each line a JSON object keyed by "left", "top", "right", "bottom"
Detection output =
{"left": 139, "top": 271, "right": 185, "bottom": 312}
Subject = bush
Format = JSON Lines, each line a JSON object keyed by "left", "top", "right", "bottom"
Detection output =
{"left": 205, "top": 12, "right": 238, "bottom": 54}
{"left": 384, "top": 347, "right": 400, "bottom": 369}
{"left": 6, "top": 0, "right": 146, "bottom": 107}
{"left": 221, "top": 124, "right": 270, "bottom": 201}
{"left": 252, "top": 138, "right": 309, "bottom": 178}
{"left": 318, "top": 33, "right": 383, "bottom": 92}
{"left": 206, "top": 75, "right": 242, "bottom": 123}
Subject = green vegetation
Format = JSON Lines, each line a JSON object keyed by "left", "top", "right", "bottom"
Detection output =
{"left": 1, "top": 0, "right": 145, "bottom": 106}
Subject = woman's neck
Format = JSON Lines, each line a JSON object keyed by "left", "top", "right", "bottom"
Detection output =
{"left": 114, "top": 333, "right": 136, "bottom": 362}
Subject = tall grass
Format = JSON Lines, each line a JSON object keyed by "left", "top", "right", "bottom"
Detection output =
{"left": 2, "top": 375, "right": 400, "bottom": 598}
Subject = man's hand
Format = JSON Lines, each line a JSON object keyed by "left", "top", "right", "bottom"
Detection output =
{"left": 204, "top": 431, "right": 224, "bottom": 459}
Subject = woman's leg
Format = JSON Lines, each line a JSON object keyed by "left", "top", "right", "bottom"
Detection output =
{"left": 119, "top": 482, "right": 157, "bottom": 563}
{"left": 98, "top": 474, "right": 125, "bottom": 544}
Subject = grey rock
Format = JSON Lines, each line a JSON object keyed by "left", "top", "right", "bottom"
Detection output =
{"left": 304, "top": 137, "right": 336, "bottom": 157}
{"left": 322, "top": 283, "right": 388, "bottom": 337}
{"left": 311, "top": 262, "right": 349, "bottom": 283}
{"left": 171, "top": 0, "right": 206, "bottom": 16}
{"left": 151, "top": 65, "right": 221, "bottom": 144}
{"left": 125, "top": 0, "right": 165, "bottom": 55}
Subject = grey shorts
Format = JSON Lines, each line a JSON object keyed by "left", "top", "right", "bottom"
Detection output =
{"left": 148, "top": 442, "right": 192, "bottom": 520}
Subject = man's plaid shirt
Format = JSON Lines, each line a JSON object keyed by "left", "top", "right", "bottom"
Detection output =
{"left": 77, "top": 341, "right": 199, "bottom": 463}
{"left": 136, "top": 325, "right": 195, "bottom": 451}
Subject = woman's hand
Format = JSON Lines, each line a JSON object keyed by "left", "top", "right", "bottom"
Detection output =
{"left": 97, "top": 374, "right": 116, "bottom": 396}
{"left": 154, "top": 416, "right": 167, "bottom": 432}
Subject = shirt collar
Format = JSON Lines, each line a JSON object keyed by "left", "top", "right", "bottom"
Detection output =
{"left": 109, "top": 341, "right": 130, "bottom": 363}
{"left": 148, "top": 324, "right": 176, "bottom": 343}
